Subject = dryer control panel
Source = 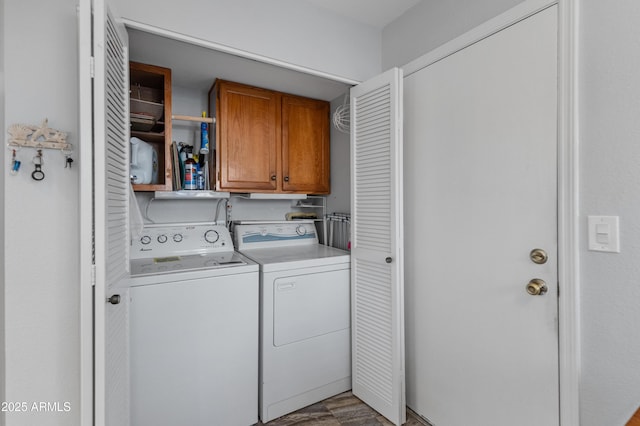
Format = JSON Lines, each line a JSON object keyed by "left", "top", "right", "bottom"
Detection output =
{"left": 234, "top": 221, "right": 318, "bottom": 250}
{"left": 131, "top": 223, "right": 234, "bottom": 259}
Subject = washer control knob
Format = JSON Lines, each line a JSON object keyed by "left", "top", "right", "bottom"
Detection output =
{"left": 157, "top": 234, "right": 168, "bottom": 243}
{"left": 140, "top": 235, "right": 151, "bottom": 245}
{"left": 204, "top": 229, "right": 220, "bottom": 243}
{"left": 173, "top": 234, "right": 183, "bottom": 243}
{"left": 296, "top": 225, "right": 307, "bottom": 236}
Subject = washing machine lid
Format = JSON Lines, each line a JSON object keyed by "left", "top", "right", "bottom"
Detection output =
{"left": 130, "top": 251, "right": 248, "bottom": 277}
{"left": 239, "top": 244, "right": 350, "bottom": 271}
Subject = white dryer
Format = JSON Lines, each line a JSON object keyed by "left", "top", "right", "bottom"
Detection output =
{"left": 235, "top": 221, "right": 351, "bottom": 423}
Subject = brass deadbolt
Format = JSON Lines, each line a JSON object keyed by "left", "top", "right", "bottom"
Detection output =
{"left": 530, "top": 248, "right": 548, "bottom": 265}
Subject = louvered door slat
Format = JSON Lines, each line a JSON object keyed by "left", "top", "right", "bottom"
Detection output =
{"left": 104, "top": 10, "right": 130, "bottom": 426}
{"left": 104, "top": 12, "right": 129, "bottom": 285}
{"left": 92, "top": 3, "right": 130, "bottom": 426}
{"left": 350, "top": 68, "right": 405, "bottom": 426}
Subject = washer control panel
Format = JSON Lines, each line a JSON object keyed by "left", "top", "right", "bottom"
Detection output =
{"left": 131, "top": 223, "right": 233, "bottom": 259}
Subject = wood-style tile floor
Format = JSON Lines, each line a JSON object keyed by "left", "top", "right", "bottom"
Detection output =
{"left": 257, "top": 391, "right": 427, "bottom": 426}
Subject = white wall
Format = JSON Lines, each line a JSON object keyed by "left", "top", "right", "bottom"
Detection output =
{"left": 579, "top": 0, "right": 640, "bottom": 424}
{"left": 3, "top": 0, "right": 80, "bottom": 425}
{"left": 382, "top": 0, "right": 524, "bottom": 69}
{"left": 110, "top": 0, "right": 381, "bottom": 83}
{"left": 327, "top": 95, "right": 351, "bottom": 215}
{"left": 171, "top": 85, "right": 208, "bottom": 148}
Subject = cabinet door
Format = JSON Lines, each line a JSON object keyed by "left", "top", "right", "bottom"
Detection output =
{"left": 281, "top": 95, "right": 330, "bottom": 194}
{"left": 217, "top": 81, "right": 279, "bottom": 191}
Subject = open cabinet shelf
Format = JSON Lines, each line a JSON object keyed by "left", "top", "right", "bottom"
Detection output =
{"left": 130, "top": 61, "right": 172, "bottom": 191}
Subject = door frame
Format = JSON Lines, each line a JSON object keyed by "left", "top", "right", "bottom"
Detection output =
{"left": 401, "top": 0, "right": 580, "bottom": 425}
{"left": 77, "top": 1, "right": 94, "bottom": 425}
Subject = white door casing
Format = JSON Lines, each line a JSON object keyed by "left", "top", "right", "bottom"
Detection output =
{"left": 350, "top": 68, "right": 406, "bottom": 426}
{"left": 79, "top": 0, "right": 131, "bottom": 425}
{"left": 78, "top": 1, "right": 93, "bottom": 424}
{"left": 403, "top": 5, "right": 559, "bottom": 426}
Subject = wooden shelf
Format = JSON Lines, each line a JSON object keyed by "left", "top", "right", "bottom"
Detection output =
{"left": 130, "top": 130, "right": 165, "bottom": 142}
{"left": 154, "top": 190, "right": 230, "bottom": 199}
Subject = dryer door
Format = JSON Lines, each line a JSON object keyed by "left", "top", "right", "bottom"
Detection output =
{"left": 273, "top": 267, "right": 350, "bottom": 346}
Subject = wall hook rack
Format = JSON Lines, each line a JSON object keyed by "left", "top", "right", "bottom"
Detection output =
{"left": 7, "top": 118, "right": 72, "bottom": 151}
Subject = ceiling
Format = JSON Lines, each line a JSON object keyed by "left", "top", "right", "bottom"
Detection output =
{"left": 127, "top": 1, "right": 422, "bottom": 100}
{"left": 128, "top": 29, "right": 353, "bottom": 101}
{"left": 303, "top": 0, "right": 423, "bottom": 28}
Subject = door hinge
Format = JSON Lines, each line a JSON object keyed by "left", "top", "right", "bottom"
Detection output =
{"left": 91, "top": 264, "right": 96, "bottom": 287}
{"left": 89, "top": 56, "right": 95, "bottom": 79}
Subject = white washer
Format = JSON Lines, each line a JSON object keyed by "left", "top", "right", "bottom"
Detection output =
{"left": 235, "top": 221, "right": 351, "bottom": 423}
{"left": 129, "top": 223, "right": 259, "bottom": 426}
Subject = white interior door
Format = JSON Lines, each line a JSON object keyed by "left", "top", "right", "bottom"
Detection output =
{"left": 79, "top": 1, "right": 130, "bottom": 425}
{"left": 403, "top": 6, "right": 559, "bottom": 426}
{"left": 350, "top": 68, "right": 405, "bottom": 426}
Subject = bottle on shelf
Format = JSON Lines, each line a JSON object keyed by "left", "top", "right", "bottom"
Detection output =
{"left": 184, "top": 154, "right": 197, "bottom": 190}
{"left": 197, "top": 171, "right": 205, "bottom": 190}
{"left": 200, "top": 111, "right": 209, "bottom": 154}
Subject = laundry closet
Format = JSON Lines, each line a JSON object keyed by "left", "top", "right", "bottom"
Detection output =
{"left": 121, "top": 24, "right": 356, "bottom": 426}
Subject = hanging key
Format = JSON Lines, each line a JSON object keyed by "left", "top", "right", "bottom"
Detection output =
{"left": 65, "top": 156, "right": 74, "bottom": 169}
{"left": 10, "top": 149, "right": 21, "bottom": 175}
{"left": 32, "top": 149, "right": 45, "bottom": 181}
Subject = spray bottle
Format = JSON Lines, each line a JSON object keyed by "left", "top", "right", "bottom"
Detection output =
{"left": 200, "top": 112, "right": 209, "bottom": 155}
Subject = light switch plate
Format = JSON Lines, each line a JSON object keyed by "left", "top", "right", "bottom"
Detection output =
{"left": 588, "top": 215, "right": 620, "bottom": 253}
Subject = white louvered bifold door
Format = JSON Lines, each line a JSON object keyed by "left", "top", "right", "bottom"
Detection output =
{"left": 350, "top": 68, "right": 405, "bottom": 426}
{"left": 91, "top": 1, "right": 130, "bottom": 425}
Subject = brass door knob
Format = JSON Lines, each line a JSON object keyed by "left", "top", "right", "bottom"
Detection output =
{"left": 526, "top": 279, "right": 548, "bottom": 296}
{"left": 530, "top": 248, "right": 548, "bottom": 264}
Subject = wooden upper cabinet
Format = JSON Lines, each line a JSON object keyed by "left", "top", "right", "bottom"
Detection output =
{"left": 282, "top": 95, "right": 330, "bottom": 194}
{"left": 212, "top": 80, "right": 330, "bottom": 194}
{"left": 129, "top": 61, "right": 172, "bottom": 191}
{"left": 214, "top": 81, "right": 279, "bottom": 191}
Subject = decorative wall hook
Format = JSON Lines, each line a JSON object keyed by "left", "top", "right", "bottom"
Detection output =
{"left": 7, "top": 118, "right": 72, "bottom": 152}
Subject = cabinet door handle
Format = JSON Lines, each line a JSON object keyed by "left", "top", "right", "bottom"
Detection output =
{"left": 271, "top": 175, "right": 276, "bottom": 181}
{"left": 284, "top": 176, "right": 290, "bottom": 182}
